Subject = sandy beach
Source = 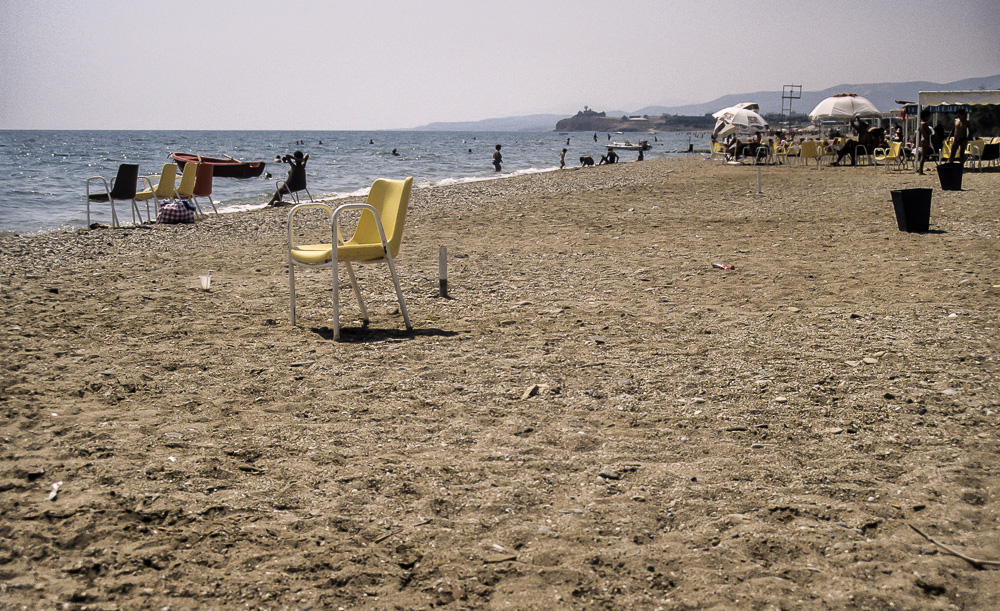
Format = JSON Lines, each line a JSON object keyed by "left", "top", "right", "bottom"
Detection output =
{"left": 2, "top": 156, "right": 1000, "bottom": 609}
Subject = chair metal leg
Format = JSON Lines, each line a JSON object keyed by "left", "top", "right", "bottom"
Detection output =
{"left": 289, "top": 262, "right": 297, "bottom": 325}
{"left": 332, "top": 262, "right": 340, "bottom": 341}
{"left": 344, "top": 261, "right": 369, "bottom": 324}
{"left": 130, "top": 198, "right": 143, "bottom": 224}
{"left": 384, "top": 252, "right": 412, "bottom": 330}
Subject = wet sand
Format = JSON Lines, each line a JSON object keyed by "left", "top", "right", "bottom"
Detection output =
{"left": 2, "top": 157, "right": 1000, "bottom": 608}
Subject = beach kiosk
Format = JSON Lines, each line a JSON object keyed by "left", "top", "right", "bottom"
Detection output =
{"left": 907, "top": 90, "right": 1000, "bottom": 173}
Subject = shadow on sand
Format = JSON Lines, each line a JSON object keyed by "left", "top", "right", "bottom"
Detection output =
{"left": 311, "top": 326, "right": 460, "bottom": 343}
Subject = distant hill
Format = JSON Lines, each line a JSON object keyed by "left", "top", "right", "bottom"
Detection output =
{"left": 410, "top": 75, "right": 1000, "bottom": 131}
{"left": 634, "top": 74, "right": 1000, "bottom": 118}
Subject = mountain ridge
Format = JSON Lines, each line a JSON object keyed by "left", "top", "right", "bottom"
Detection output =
{"left": 408, "top": 74, "right": 1000, "bottom": 131}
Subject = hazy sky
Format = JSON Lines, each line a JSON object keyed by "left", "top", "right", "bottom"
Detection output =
{"left": 2, "top": 0, "right": 997, "bottom": 130}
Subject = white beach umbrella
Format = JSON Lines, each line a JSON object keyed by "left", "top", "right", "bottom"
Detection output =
{"left": 713, "top": 106, "right": 768, "bottom": 132}
{"left": 714, "top": 123, "right": 740, "bottom": 140}
{"left": 808, "top": 94, "right": 881, "bottom": 121}
{"left": 712, "top": 102, "right": 760, "bottom": 119}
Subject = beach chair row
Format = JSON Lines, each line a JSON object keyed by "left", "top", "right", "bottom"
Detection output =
{"left": 85, "top": 162, "right": 216, "bottom": 227}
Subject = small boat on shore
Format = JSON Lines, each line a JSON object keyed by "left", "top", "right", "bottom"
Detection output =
{"left": 606, "top": 140, "right": 651, "bottom": 151}
{"left": 170, "top": 153, "right": 266, "bottom": 179}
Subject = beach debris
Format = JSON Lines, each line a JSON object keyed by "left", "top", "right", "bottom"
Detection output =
{"left": 750, "top": 443, "right": 765, "bottom": 449}
{"left": 290, "top": 360, "right": 316, "bottom": 368}
{"left": 47, "top": 481, "right": 62, "bottom": 501}
{"left": 712, "top": 263, "right": 734, "bottom": 270}
{"left": 521, "top": 383, "right": 550, "bottom": 400}
{"left": 598, "top": 469, "right": 622, "bottom": 480}
{"left": 909, "top": 524, "right": 1000, "bottom": 570}
{"left": 199, "top": 270, "right": 212, "bottom": 292}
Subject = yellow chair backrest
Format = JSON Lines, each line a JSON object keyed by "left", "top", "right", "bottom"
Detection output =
{"left": 345, "top": 177, "right": 412, "bottom": 259}
{"left": 176, "top": 162, "right": 198, "bottom": 198}
{"left": 801, "top": 141, "right": 821, "bottom": 158}
{"left": 154, "top": 163, "right": 178, "bottom": 198}
{"left": 968, "top": 138, "right": 985, "bottom": 153}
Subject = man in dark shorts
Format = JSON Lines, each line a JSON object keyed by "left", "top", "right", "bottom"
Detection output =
{"left": 492, "top": 145, "right": 503, "bottom": 172}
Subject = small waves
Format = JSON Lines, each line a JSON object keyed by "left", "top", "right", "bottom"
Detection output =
{"left": 0, "top": 129, "right": 711, "bottom": 234}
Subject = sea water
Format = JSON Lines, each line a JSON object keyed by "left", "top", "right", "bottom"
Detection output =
{"left": 0, "top": 130, "right": 711, "bottom": 235}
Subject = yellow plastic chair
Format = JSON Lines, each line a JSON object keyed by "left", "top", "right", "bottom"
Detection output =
{"left": 175, "top": 162, "right": 197, "bottom": 199}
{"left": 174, "top": 162, "right": 206, "bottom": 217}
{"left": 287, "top": 177, "right": 413, "bottom": 340}
{"left": 940, "top": 139, "right": 953, "bottom": 162}
{"left": 710, "top": 141, "right": 727, "bottom": 161}
{"left": 965, "top": 138, "right": 985, "bottom": 171}
{"left": 873, "top": 141, "right": 908, "bottom": 173}
{"left": 135, "top": 163, "right": 178, "bottom": 219}
{"left": 772, "top": 142, "right": 784, "bottom": 165}
{"left": 799, "top": 141, "right": 823, "bottom": 168}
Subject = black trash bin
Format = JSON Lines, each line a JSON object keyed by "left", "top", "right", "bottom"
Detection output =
{"left": 937, "top": 162, "right": 963, "bottom": 191}
{"left": 890, "top": 188, "right": 932, "bottom": 232}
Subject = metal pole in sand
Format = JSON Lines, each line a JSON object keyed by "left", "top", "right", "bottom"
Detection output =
{"left": 757, "top": 166, "right": 763, "bottom": 194}
{"left": 439, "top": 246, "right": 448, "bottom": 298}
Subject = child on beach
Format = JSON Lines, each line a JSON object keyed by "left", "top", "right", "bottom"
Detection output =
{"left": 493, "top": 145, "right": 503, "bottom": 172}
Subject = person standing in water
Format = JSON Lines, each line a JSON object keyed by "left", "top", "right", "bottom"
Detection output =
{"left": 560, "top": 148, "right": 567, "bottom": 169}
{"left": 492, "top": 144, "right": 503, "bottom": 172}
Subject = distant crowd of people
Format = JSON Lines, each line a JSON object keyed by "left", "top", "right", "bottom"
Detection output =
{"left": 709, "top": 107, "right": 975, "bottom": 173}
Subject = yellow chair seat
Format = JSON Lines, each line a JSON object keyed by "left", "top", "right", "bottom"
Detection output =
{"left": 291, "top": 243, "right": 390, "bottom": 265}
{"left": 291, "top": 244, "right": 334, "bottom": 265}
{"left": 338, "top": 242, "right": 389, "bottom": 261}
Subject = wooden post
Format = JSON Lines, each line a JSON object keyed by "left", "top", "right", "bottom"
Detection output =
{"left": 438, "top": 246, "right": 448, "bottom": 298}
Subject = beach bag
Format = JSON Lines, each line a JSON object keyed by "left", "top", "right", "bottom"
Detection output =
{"left": 156, "top": 199, "right": 196, "bottom": 224}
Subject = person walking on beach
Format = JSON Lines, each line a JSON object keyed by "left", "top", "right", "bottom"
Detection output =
{"left": 492, "top": 144, "right": 503, "bottom": 172}
{"left": 947, "top": 109, "right": 970, "bottom": 164}
{"left": 268, "top": 150, "right": 308, "bottom": 206}
{"left": 917, "top": 108, "right": 933, "bottom": 175}
{"left": 560, "top": 148, "right": 567, "bottom": 169}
